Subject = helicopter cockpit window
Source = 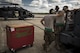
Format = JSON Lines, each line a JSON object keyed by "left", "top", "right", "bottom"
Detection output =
{"left": 15, "top": 11, "right": 19, "bottom": 17}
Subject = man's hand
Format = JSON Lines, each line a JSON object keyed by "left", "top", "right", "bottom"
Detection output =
{"left": 40, "top": 18, "right": 45, "bottom": 26}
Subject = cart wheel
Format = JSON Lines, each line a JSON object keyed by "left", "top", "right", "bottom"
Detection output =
{"left": 12, "top": 51, "right": 16, "bottom": 53}
{"left": 11, "top": 49, "right": 16, "bottom": 53}
{"left": 30, "top": 44, "right": 33, "bottom": 47}
{"left": 18, "top": 17, "right": 24, "bottom": 20}
{"left": 4, "top": 18, "right": 7, "bottom": 20}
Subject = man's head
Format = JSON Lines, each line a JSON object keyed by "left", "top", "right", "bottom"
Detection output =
{"left": 55, "top": 6, "right": 59, "bottom": 12}
{"left": 63, "top": 6, "right": 68, "bottom": 12}
{"left": 49, "top": 9, "right": 54, "bottom": 14}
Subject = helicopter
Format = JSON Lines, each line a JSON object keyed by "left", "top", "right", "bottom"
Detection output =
{"left": 0, "top": 3, "right": 34, "bottom": 20}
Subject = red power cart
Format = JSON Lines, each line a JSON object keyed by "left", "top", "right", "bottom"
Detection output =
{"left": 6, "top": 23, "right": 34, "bottom": 52}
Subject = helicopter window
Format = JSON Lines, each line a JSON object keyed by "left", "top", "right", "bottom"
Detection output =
{"left": 15, "top": 11, "right": 19, "bottom": 17}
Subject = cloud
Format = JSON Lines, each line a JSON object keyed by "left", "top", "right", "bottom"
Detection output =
{"left": 69, "top": 0, "right": 80, "bottom": 4}
{"left": 29, "top": 0, "right": 43, "bottom": 7}
{"left": 0, "top": 0, "right": 22, "bottom": 4}
{"left": 22, "top": 0, "right": 80, "bottom": 13}
{"left": 29, "top": 0, "right": 49, "bottom": 8}
{"left": 51, "top": 0, "right": 62, "bottom": 3}
{"left": 29, "top": 0, "right": 73, "bottom": 9}
{"left": 29, "top": 0, "right": 40, "bottom": 7}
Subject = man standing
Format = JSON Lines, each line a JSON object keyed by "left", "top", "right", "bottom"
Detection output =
{"left": 40, "top": 12, "right": 55, "bottom": 51}
{"left": 63, "top": 6, "right": 72, "bottom": 31}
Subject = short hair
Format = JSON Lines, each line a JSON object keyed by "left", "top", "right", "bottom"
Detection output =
{"left": 55, "top": 6, "right": 59, "bottom": 12}
{"left": 63, "top": 6, "right": 68, "bottom": 9}
{"left": 55, "top": 6, "right": 59, "bottom": 9}
{"left": 49, "top": 9, "right": 54, "bottom": 14}
{"left": 63, "top": 6, "right": 68, "bottom": 10}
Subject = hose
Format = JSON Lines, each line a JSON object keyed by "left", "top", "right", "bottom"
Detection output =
{"left": 27, "top": 21, "right": 44, "bottom": 30}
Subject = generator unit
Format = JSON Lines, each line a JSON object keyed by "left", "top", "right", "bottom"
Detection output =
{"left": 6, "top": 23, "right": 34, "bottom": 52}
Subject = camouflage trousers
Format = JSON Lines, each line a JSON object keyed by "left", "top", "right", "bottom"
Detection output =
{"left": 54, "top": 25, "right": 64, "bottom": 50}
{"left": 43, "top": 30, "right": 55, "bottom": 51}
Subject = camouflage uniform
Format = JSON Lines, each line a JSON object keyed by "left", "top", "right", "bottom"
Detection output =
{"left": 43, "top": 28, "right": 55, "bottom": 51}
{"left": 54, "top": 23, "right": 64, "bottom": 50}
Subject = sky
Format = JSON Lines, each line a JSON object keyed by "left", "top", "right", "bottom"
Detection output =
{"left": 0, "top": 0, "right": 80, "bottom": 13}
{"left": 0, "top": 0, "right": 22, "bottom": 4}
{"left": 21, "top": 0, "right": 80, "bottom": 13}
